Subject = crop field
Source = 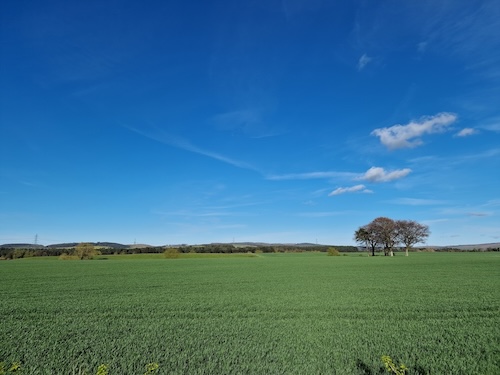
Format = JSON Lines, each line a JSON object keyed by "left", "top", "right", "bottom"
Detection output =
{"left": 1, "top": 252, "right": 499, "bottom": 374}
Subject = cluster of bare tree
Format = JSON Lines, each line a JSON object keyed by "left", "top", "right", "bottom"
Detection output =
{"left": 354, "top": 217, "right": 430, "bottom": 256}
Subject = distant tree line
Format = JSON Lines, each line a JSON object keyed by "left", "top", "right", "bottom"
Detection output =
{"left": 0, "top": 243, "right": 361, "bottom": 259}
{"left": 0, "top": 247, "right": 63, "bottom": 259}
{"left": 1, "top": 238, "right": 498, "bottom": 260}
{"left": 175, "top": 244, "right": 359, "bottom": 254}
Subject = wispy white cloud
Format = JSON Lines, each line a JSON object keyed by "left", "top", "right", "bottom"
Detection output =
{"left": 455, "top": 128, "right": 478, "bottom": 137}
{"left": 311, "top": 188, "right": 332, "bottom": 198}
{"left": 354, "top": 2, "right": 500, "bottom": 82}
{"left": 357, "top": 53, "right": 372, "bottom": 70}
{"left": 213, "top": 109, "right": 282, "bottom": 138}
{"left": 297, "top": 211, "right": 354, "bottom": 217}
{"left": 421, "top": 218, "right": 450, "bottom": 225}
{"left": 371, "top": 112, "right": 458, "bottom": 150}
{"left": 467, "top": 212, "right": 492, "bottom": 217}
{"left": 154, "top": 210, "right": 239, "bottom": 218}
{"left": 448, "top": 148, "right": 500, "bottom": 164}
{"left": 479, "top": 117, "right": 500, "bottom": 132}
{"left": 328, "top": 184, "right": 372, "bottom": 196}
{"left": 409, "top": 149, "right": 500, "bottom": 169}
{"left": 484, "top": 199, "right": 500, "bottom": 207}
{"left": 429, "top": 1, "right": 500, "bottom": 81}
{"left": 206, "top": 201, "right": 266, "bottom": 211}
{"left": 482, "top": 124, "right": 500, "bottom": 132}
{"left": 387, "top": 198, "right": 447, "bottom": 206}
{"left": 439, "top": 205, "right": 496, "bottom": 218}
{"left": 267, "top": 171, "right": 356, "bottom": 181}
{"left": 124, "top": 125, "right": 259, "bottom": 172}
{"left": 357, "top": 166, "right": 411, "bottom": 182}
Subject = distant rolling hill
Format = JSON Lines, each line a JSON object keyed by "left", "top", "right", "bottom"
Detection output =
{"left": 46, "top": 242, "right": 129, "bottom": 249}
{"left": 1, "top": 241, "right": 499, "bottom": 250}
{"left": 0, "top": 242, "right": 152, "bottom": 249}
{"left": 436, "top": 242, "right": 500, "bottom": 250}
{"left": 0, "top": 243, "right": 45, "bottom": 249}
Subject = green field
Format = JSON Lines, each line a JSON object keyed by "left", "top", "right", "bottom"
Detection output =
{"left": 1, "top": 252, "right": 499, "bottom": 374}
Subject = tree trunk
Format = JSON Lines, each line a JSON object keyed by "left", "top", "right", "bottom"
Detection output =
{"left": 405, "top": 246, "right": 409, "bottom": 256}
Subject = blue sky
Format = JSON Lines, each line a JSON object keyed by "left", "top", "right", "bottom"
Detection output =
{"left": 1, "top": 0, "right": 499, "bottom": 246}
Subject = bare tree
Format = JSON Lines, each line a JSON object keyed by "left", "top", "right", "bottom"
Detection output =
{"left": 354, "top": 225, "right": 379, "bottom": 256}
{"left": 355, "top": 217, "right": 431, "bottom": 257}
{"left": 396, "top": 220, "right": 430, "bottom": 256}
{"left": 370, "top": 217, "right": 398, "bottom": 256}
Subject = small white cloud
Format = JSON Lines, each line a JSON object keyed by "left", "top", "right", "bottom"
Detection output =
{"left": 371, "top": 112, "right": 458, "bottom": 150}
{"left": 357, "top": 167, "right": 411, "bottom": 183}
{"left": 328, "top": 184, "right": 372, "bottom": 196}
{"left": 455, "top": 128, "right": 478, "bottom": 137}
{"left": 357, "top": 54, "right": 372, "bottom": 70}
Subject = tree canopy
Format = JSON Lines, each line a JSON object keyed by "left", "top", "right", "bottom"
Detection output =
{"left": 396, "top": 220, "right": 430, "bottom": 256}
{"left": 74, "top": 242, "right": 96, "bottom": 260}
{"left": 354, "top": 217, "right": 429, "bottom": 256}
{"left": 354, "top": 226, "right": 378, "bottom": 256}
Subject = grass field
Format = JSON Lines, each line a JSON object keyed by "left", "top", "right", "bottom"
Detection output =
{"left": 1, "top": 252, "right": 499, "bottom": 374}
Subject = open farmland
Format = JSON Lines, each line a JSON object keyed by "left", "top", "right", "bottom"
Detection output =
{"left": 1, "top": 252, "right": 499, "bottom": 374}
